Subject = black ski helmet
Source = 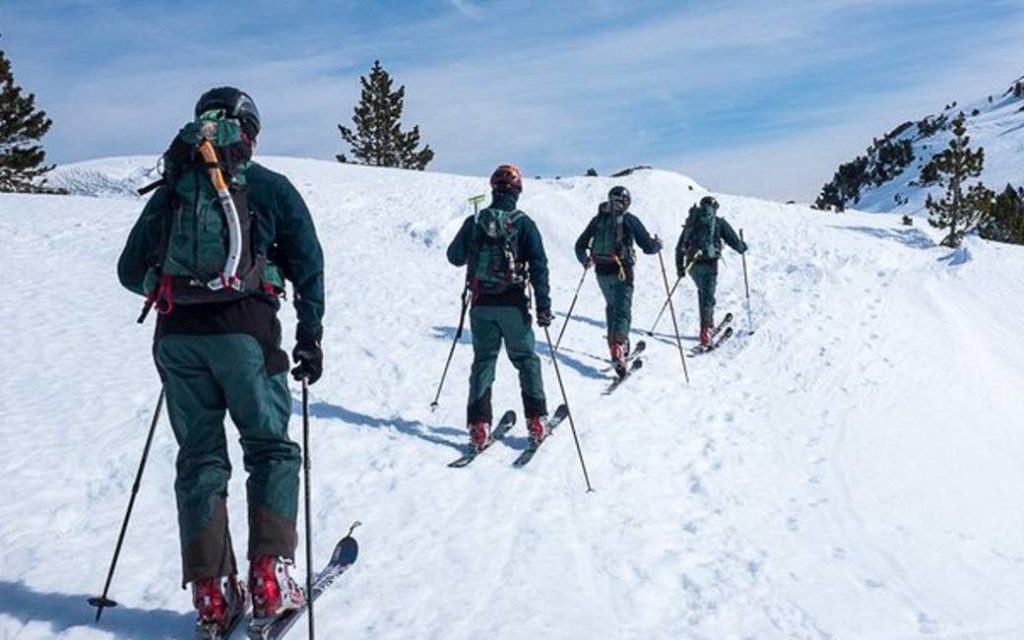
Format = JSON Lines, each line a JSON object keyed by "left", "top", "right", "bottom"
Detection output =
{"left": 608, "top": 185, "right": 631, "bottom": 211}
{"left": 700, "top": 195, "right": 719, "bottom": 211}
{"left": 195, "top": 87, "right": 261, "bottom": 140}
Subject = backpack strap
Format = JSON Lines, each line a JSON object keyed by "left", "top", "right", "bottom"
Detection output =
{"left": 136, "top": 186, "right": 179, "bottom": 323}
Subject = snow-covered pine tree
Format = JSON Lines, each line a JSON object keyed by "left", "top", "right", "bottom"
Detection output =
{"left": 925, "top": 113, "right": 992, "bottom": 248}
{"left": 336, "top": 60, "right": 434, "bottom": 170}
{"left": 0, "top": 34, "right": 57, "bottom": 193}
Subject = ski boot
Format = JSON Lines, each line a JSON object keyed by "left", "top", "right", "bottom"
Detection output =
{"left": 249, "top": 555, "right": 305, "bottom": 625}
{"left": 192, "top": 574, "right": 248, "bottom": 639}
{"left": 527, "top": 416, "right": 550, "bottom": 445}
{"left": 699, "top": 324, "right": 712, "bottom": 348}
{"left": 610, "top": 342, "right": 628, "bottom": 378}
{"left": 468, "top": 421, "right": 491, "bottom": 452}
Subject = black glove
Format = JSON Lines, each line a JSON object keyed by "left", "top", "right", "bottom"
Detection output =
{"left": 536, "top": 307, "right": 554, "bottom": 328}
{"left": 652, "top": 236, "right": 664, "bottom": 253}
{"left": 292, "top": 339, "right": 323, "bottom": 385}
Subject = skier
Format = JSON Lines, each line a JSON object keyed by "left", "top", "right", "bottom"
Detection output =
{"left": 446, "top": 164, "right": 554, "bottom": 451}
{"left": 574, "top": 186, "right": 662, "bottom": 376}
{"left": 117, "top": 87, "right": 324, "bottom": 637}
{"left": 675, "top": 195, "right": 747, "bottom": 348}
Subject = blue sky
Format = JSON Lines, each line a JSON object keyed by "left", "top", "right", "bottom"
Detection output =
{"left": 4, "top": 0, "right": 1024, "bottom": 200}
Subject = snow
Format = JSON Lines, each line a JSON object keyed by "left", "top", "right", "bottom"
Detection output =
{"left": 2, "top": 156, "right": 1024, "bottom": 639}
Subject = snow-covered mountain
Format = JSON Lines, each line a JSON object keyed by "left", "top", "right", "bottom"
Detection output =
{"left": 2, "top": 156, "right": 1024, "bottom": 639}
{"left": 818, "top": 76, "right": 1024, "bottom": 215}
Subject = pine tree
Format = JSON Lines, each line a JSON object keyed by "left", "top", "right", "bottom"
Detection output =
{"left": 814, "top": 182, "right": 843, "bottom": 212}
{"left": 978, "top": 184, "right": 1024, "bottom": 245}
{"left": 926, "top": 113, "right": 992, "bottom": 247}
{"left": 336, "top": 61, "right": 434, "bottom": 170}
{"left": 0, "top": 34, "right": 56, "bottom": 193}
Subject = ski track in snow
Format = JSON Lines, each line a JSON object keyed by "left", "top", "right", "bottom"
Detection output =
{"left": 1, "top": 157, "right": 1023, "bottom": 639}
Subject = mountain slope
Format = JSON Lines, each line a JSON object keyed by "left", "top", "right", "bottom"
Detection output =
{"left": 818, "top": 76, "right": 1024, "bottom": 215}
{"left": 1, "top": 157, "right": 1023, "bottom": 639}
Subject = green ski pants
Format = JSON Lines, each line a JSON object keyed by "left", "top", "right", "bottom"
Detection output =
{"left": 596, "top": 273, "right": 634, "bottom": 346}
{"left": 155, "top": 334, "right": 299, "bottom": 585}
{"left": 467, "top": 305, "right": 547, "bottom": 424}
{"left": 689, "top": 261, "right": 719, "bottom": 327}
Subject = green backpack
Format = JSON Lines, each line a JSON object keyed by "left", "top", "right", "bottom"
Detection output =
{"left": 686, "top": 205, "right": 720, "bottom": 261}
{"left": 467, "top": 207, "right": 526, "bottom": 296}
{"left": 590, "top": 204, "right": 632, "bottom": 266}
{"left": 141, "top": 113, "right": 283, "bottom": 315}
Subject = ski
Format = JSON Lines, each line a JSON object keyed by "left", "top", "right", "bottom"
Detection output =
{"left": 603, "top": 358, "right": 643, "bottom": 395}
{"left": 690, "top": 326, "right": 734, "bottom": 355}
{"left": 711, "top": 313, "right": 734, "bottom": 339}
{"left": 447, "top": 410, "right": 516, "bottom": 468}
{"left": 512, "top": 404, "right": 570, "bottom": 468}
{"left": 246, "top": 524, "right": 361, "bottom": 640}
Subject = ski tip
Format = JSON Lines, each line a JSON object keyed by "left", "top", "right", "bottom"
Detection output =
{"left": 501, "top": 409, "right": 517, "bottom": 425}
{"left": 332, "top": 532, "right": 359, "bottom": 565}
{"left": 554, "top": 404, "right": 569, "bottom": 418}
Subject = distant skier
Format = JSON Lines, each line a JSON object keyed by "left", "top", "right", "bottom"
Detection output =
{"left": 446, "top": 164, "right": 553, "bottom": 451}
{"left": 675, "top": 195, "right": 748, "bottom": 347}
{"left": 117, "top": 87, "right": 323, "bottom": 637}
{"left": 574, "top": 186, "right": 662, "bottom": 375}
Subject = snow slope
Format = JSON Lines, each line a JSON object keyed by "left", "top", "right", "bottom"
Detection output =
{"left": 825, "top": 76, "right": 1024, "bottom": 215}
{"left": 2, "top": 157, "right": 1024, "bottom": 639}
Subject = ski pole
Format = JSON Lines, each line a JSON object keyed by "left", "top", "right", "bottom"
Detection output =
{"left": 740, "top": 229, "right": 753, "bottom": 335}
{"left": 543, "top": 326, "right": 594, "bottom": 493}
{"left": 647, "top": 276, "right": 681, "bottom": 337}
{"left": 88, "top": 388, "right": 165, "bottom": 622}
{"left": 301, "top": 377, "right": 316, "bottom": 640}
{"left": 430, "top": 285, "right": 470, "bottom": 410}
{"left": 553, "top": 264, "right": 590, "bottom": 352}
{"left": 648, "top": 250, "right": 700, "bottom": 336}
{"left": 656, "top": 251, "right": 690, "bottom": 384}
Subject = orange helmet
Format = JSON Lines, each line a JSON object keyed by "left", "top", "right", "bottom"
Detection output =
{"left": 490, "top": 164, "right": 523, "bottom": 193}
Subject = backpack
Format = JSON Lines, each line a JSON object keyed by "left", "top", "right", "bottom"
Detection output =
{"left": 590, "top": 204, "right": 633, "bottom": 267}
{"left": 467, "top": 207, "right": 526, "bottom": 296}
{"left": 140, "top": 114, "right": 282, "bottom": 316}
{"left": 685, "top": 205, "right": 720, "bottom": 261}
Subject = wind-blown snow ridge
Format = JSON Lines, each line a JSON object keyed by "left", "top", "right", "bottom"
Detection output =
{"left": 1, "top": 156, "right": 1023, "bottom": 640}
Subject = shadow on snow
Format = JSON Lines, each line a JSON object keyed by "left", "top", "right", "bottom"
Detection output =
{"left": 293, "top": 399, "right": 464, "bottom": 452}
{"left": 430, "top": 325, "right": 471, "bottom": 344}
{"left": 833, "top": 225, "right": 936, "bottom": 249}
{"left": 938, "top": 246, "right": 972, "bottom": 266}
{"left": 0, "top": 580, "right": 191, "bottom": 640}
